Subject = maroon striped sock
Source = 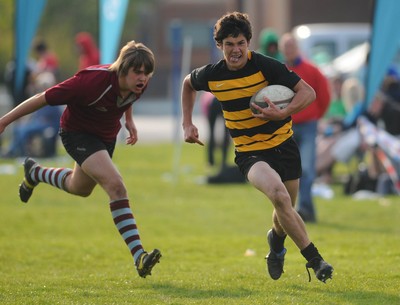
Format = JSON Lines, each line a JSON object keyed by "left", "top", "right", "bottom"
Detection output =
{"left": 31, "top": 166, "right": 72, "bottom": 191}
{"left": 109, "top": 199, "right": 144, "bottom": 263}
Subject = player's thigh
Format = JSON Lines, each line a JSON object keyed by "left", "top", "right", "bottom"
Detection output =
{"left": 67, "top": 162, "right": 98, "bottom": 194}
{"left": 81, "top": 150, "right": 125, "bottom": 193}
{"left": 247, "top": 161, "right": 285, "bottom": 196}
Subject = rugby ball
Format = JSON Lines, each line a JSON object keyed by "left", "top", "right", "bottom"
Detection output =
{"left": 250, "top": 85, "right": 295, "bottom": 114}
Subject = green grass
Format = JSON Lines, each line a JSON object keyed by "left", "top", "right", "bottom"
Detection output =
{"left": 0, "top": 143, "right": 399, "bottom": 305}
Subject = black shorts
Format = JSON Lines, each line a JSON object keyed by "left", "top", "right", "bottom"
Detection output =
{"left": 59, "top": 129, "right": 116, "bottom": 166}
{"left": 234, "top": 137, "right": 302, "bottom": 182}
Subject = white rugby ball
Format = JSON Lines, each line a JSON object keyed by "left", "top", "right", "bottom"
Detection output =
{"left": 250, "top": 85, "right": 295, "bottom": 114}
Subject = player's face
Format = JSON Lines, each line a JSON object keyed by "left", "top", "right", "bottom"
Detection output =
{"left": 220, "top": 34, "right": 249, "bottom": 71}
{"left": 121, "top": 65, "right": 151, "bottom": 95}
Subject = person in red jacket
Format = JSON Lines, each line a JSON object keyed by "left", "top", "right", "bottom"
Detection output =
{"left": 279, "top": 33, "right": 331, "bottom": 222}
{"left": 75, "top": 32, "right": 100, "bottom": 70}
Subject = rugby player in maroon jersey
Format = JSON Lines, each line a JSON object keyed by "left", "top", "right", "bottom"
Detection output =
{"left": 0, "top": 41, "right": 161, "bottom": 278}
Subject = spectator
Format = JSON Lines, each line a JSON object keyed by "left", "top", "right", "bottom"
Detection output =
{"left": 1, "top": 72, "right": 61, "bottom": 158}
{"left": 325, "top": 75, "right": 347, "bottom": 120}
{"left": 316, "top": 75, "right": 349, "bottom": 184}
{"left": 369, "top": 66, "right": 400, "bottom": 135}
{"left": 317, "top": 68, "right": 400, "bottom": 190}
{"left": 75, "top": 32, "right": 100, "bottom": 70}
{"left": 279, "top": 33, "right": 331, "bottom": 223}
{"left": 32, "top": 38, "right": 59, "bottom": 80}
{"left": 200, "top": 91, "right": 230, "bottom": 169}
{"left": 364, "top": 68, "right": 400, "bottom": 195}
{"left": 258, "top": 28, "right": 284, "bottom": 62}
{"left": 3, "top": 59, "right": 35, "bottom": 106}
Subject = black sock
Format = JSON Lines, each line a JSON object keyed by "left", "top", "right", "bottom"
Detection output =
{"left": 300, "top": 242, "right": 323, "bottom": 262}
{"left": 270, "top": 229, "right": 287, "bottom": 253}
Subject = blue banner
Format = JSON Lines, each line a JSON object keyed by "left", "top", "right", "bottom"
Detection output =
{"left": 99, "top": 0, "right": 129, "bottom": 64}
{"left": 365, "top": 0, "right": 400, "bottom": 107}
{"left": 14, "top": 0, "right": 47, "bottom": 95}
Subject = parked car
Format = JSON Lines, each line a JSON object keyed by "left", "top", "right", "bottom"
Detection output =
{"left": 292, "top": 23, "right": 370, "bottom": 65}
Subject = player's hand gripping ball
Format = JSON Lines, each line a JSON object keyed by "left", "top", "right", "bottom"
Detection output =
{"left": 250, "top": 85, "right": 295, "bottom": 114}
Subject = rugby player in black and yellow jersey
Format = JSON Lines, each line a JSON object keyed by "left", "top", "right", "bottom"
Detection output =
{"left": 181, "top": 12, "right": 333, "bottom": 283}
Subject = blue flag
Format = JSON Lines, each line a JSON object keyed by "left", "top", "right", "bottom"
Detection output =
{"left": 99, "top": 0, "right": 129, "bottom": 64}
{"left": 14, "top": 0, "right": 47, "bottom": 95}
{"left": 365, "top": 0, "right": 400, "bottom": 108}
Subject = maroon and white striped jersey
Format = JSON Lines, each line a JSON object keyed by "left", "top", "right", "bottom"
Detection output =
{"left": 45, "top": 65, "right": 143, "bottom": 142}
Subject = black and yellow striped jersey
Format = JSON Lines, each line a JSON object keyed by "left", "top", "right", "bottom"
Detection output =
{"left": 190, "top": 51, "right": 301, "bottom": 152}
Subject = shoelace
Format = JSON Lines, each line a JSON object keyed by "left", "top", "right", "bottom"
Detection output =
{"left": 305, "top": 257, "right": 321, "bottom": 283}
{"left": 306, "top": 261, "right": 332, "bottom": 283}
{"left": 305, "top": 265, "right": 312, "bottom": 282}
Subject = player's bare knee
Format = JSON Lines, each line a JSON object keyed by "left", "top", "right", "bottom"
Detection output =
{"left": 270, "top": 189, "right": 292, "bottom": 211}
{"left": 65, "top": 183, "right": 94, "bottom": 197}
{"left": 104, "top": 181, "right": 127, "bottom": 199}
{"left": 72, "top": 188, "right": 93, "bottom": 197}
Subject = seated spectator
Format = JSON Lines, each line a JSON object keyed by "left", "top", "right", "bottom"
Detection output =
{"left": 2, "top": 72, "right": 62, "bottom": 158}
{"left": 316, "top": 77, "right": 365, "bottom": 183}
{"left": 32, "top": 38, "right": 60, "bottom": 80}
{"left": 316, "top": 68, "right": 400, "bottom": 194}
{"left": 3, "top": 59, "right": 36, "bottom": 106}
{"left": 324, "top": 75, "right": 347, "bottom": 120}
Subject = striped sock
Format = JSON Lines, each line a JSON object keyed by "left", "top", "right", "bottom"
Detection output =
{"left": 31, "top": 166, "right": 72, "bottom": 191}
{"left": 110, "top": 199, "right": 144, "bottom": 263}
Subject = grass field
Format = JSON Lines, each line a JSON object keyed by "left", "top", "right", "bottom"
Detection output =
{"left": 0, "top": 143, "right": 399, "bottom": 305}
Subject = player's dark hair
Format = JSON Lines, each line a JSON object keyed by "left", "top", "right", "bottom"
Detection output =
{"left": 213, "top": 12, "right": 252, "bottom": 47}
{"left": 109, "top": 41, "right": 155, "bottom": 77}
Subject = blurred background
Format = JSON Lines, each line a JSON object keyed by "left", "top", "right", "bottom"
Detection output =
{"left": 0, "top": 0, "right": 373, "bottom": 100}
{"left": 3, "top": 0, "right": 400, "bottom": 198}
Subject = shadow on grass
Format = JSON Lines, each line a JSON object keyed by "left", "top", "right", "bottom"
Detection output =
{"left": 315, "top": 221, "right": 397, "bottom": 235}
{"left": 333, "top": 290, "right": 400, "bottom": 305}
{"left": 150, "top": 283, "right": 254, "bottom": 300}
{"left": 290, "top": 284, "right": 400, "bottom": 305}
